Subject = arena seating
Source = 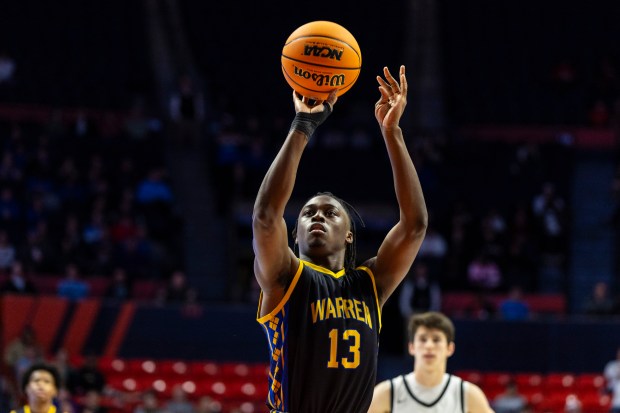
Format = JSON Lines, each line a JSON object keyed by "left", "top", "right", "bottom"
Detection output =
{"left": 76, "top": 358, "right": 615, "bottom": 413}
{"left": 454, "top": 369, "right": 610, "bottom": 413}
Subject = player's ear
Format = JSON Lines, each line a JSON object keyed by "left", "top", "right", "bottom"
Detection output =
{"left": 447, "top": 341, "right": 455, "bottom": 358}
{"left": 345, "top": 231, "right": 353, "bottom": 244}
{"left": 407, "top": 341, "right": 415, "bottom": 357}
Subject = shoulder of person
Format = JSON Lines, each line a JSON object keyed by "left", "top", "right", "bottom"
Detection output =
{"left": 465, "top": 381, "right": 494, "bottom": 412}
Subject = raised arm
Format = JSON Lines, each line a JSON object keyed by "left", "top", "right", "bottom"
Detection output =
{"left": 366, "top": 65, "right": 428, "bottom": 306}
{"left": 252, "top": 91, "right": 337, "bottom": 315}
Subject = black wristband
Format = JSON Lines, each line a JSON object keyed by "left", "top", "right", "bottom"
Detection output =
{"left": 289, "top": 102, "right": 333, "bottom": 139}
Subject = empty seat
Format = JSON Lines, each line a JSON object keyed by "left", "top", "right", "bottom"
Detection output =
{"left": 454, "top": 370, "right": 483, "bottom": 385}
{"left": 514, "top": 372, "right": 543, "bottom": 390}
{"left": 545, "top": 372, "right": 576, "bottom": 391}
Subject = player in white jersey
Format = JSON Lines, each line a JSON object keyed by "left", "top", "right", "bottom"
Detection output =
{"left": 368, "top": 311, "right": 494, "bottom": 413}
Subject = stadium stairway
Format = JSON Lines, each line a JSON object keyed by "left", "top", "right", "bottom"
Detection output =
{"left": 144, "top": 0, "right": 229, "bottom": 299}
{"left": 567, "top": 150, "right": 616, "bottom": 313}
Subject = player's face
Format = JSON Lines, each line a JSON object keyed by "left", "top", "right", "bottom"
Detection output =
{"left": 26, "top": 370, "right": 57, "bottom": 404}
{"left": 409, "top": 326, "right": 455, "bottom": 368}
{"left": 297, "top": 195, "right": 352, "bottom": 256}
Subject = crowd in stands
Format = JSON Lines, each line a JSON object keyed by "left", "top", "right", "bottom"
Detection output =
{"left": 0, "top": 109, "right": 184, "bottom": 299}
{"left": 1, "top": 326, "right": 229, "bottom": 413}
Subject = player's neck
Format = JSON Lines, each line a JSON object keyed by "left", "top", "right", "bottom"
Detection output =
{"left": 27, "top": 401, "right": 55, "bottom": 413}
{"left": 302, "top": 253, "right": 345, "bottom": 273}
{"left": 413, "top": 366, "right": 446, "bottom": 387}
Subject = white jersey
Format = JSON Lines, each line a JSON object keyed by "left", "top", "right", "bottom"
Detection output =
{"left": 391, "top": 373, "right": 466, "bottom": 413}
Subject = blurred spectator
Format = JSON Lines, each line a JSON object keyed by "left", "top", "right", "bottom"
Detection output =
{"left": 492, "top": 380, "right": 527, "bottom": 413}
{"left": 195, "top": 396, "right": 222, "bottom": 413}
{"left": 69, "top": 354, "right": 106, "bottom": 396}
{"left": 549, "top": 58, "right": 581, "bottom": 124}
{"left": 79, "top": 389, "right": 109, "bottom": 413}
{"left": 465, "top": 293, "right": 496, "bottom": 320}
{"left": 164, "top": 384, "right": 195, "bottom": 413}
{"left": 124, "top": 99, "right": 152, "bottom": 142}
{"left": 57, "top": 263, "right": 89, "bottom": 301}
{"left": 398, "top": 262, "right": 441, "bottom": 320}
{"left": 467, "top": 250, "right": 502, "bottom": 291}
{"left": 611, "top": 164, "right": 620, "bottom": 229}
{"left": 50, "top": 348, "right": 77, "bottom": 393}
{"left": 0, "top": 229, "right": 16, "bottom": 270}
{"left": 0, "top": 51, "right": 16, "bottom": 85}
{"left": 134, "top": 389, "right": 164, "bottom": 413}
{"left": 166, "top": 270, "right": 191, "bottom": 303}
{"left": 105, "top": 267, "right": 132, "bottom": 301}
{"left": 444, "top": 200, "right": 475, "bottom": 289}
{"left": 498, "top": 286, "right": 530, "bottom": 321}
{"left": 135, "top": 168, "right": 174, "bottom": 205}
{"left": 59, "top": 214, "right": 86, "bottom": 269}
{"left": 582, "top": 281, "right": 616, "bottom": 317}
{"left": 58, "top": 387, "right": 78, "bottom": 413}
{"left": 181, "top": 288, "right": 203, "bottom": 318}
{"left": 564, "top": 394, "right": 582, "bottom": 413}
{"left": 588, "top": 99, "right": 611, "bottom": 128}
{"left": 0, "top": 373, "right": 15, "bottom": 413}
{"left": 113, "top": 233, "right": 154, "bottom": 279}
{"left": 532, "top": 182, "right": 567, "bottom": 257}
{"left": 0, "top": 260, "right": 37, "bottom": 295}
{"left": 169, "top": 74, "right": 205, "bottom": 148}
{"left": 504, "top": 204, "right": 539, "bottom": 291}
{"left": 14, "top": 345, "right": 44, "bottom": 385}
{"left": 604, "top": 347, "right": 620, "bottom": 413}
{"left": 416, "top": 221, "right": 448, "bottom": 279}
{"left": 4, "top": 326, "right": 43, "bottom": 373}
{"left": 19, "top": 221, "right": 58, "bottom": 274}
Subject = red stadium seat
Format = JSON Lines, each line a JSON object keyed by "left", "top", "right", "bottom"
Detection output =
{"left": 455, "top": 370, "right": 483, "bottom": 385}
{"left": 190, "top": 361, "right": 221, "bottom": 378}
{"left": 535, "top": 393, "right": 567, "bottom": 412}
{"left": 249, "top": 363, "right": 270, "bottom": 381}
{"left": 220, "top": 362, "right": 252, "bottom": 379}
{"left": 575, "top": 373, "right": 607, "bottom": 393}
{"left": 514, "top": 372, "right": 543, "bottom": 391}
{"left": 481, "top": 372, "right": 512, "bottom": 389}
{"left": 580, "top": 393, "right": 611, "bottom": 413}
{"left": 128, "top": 359, "right": 160, "bottom": 376}
{"left": 545, "top": 372, "right": 576, "bottom": 392}
{"left": 107, "top": 375, "right": 145, "bottom": 393}
{"left": 98, "top": 356, "right": 129, "bottom": 377}
{"left": 160, "top": 360, "right": 191, "bottom": 378}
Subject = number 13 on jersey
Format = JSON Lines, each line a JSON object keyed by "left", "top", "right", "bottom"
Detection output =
{"left": 327, "top": 328, "right": 361, "bottom": 368}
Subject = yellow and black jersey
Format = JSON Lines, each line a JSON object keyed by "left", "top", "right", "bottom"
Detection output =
{"left": 11, "top": 406, "right": 57, "bottom": 413}
{"left": 257, "top": 259, "right": 382, "bottom": 413}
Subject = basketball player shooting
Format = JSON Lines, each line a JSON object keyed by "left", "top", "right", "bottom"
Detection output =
{"left": 252, "top": 64, "right": 427, "bottom": 412}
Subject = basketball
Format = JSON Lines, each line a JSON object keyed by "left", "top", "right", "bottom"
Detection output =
{"left": 281, "top": 21, "right": 362, "bottom": 101}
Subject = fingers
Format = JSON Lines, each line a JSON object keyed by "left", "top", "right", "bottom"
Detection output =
{"left": 294, "top": 89, "right": 338, "bottom": 113}
{"left": 377, "top": 65, "right": 407, "bottom": 95}
{"left": 325, "top": 89, "right": 338, "bottom": 109}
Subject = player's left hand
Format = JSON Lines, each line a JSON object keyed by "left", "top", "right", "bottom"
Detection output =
{"left": 375, "top": 65, "right": 407, "bottom": 129}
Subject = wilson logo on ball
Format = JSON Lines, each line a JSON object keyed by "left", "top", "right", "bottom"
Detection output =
{"left": 282, "top": 21, "right": 361, "bottom": 100}
{"left": 302, "top": 45, "right": 343, "bottom": 61}
{"left": 293, "top": 66, "right": 346, "bottom": 87}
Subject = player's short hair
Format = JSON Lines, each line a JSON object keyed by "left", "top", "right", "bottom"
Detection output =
{"left": 408, "top": 311, "right": 455, "bottom": 343}
{"left": 21, "top": 362, "right": 61, "bottom": 393}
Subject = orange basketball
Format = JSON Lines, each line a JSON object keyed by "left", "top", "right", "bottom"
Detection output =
{"left": 281, "top": 21, "right": 362, "bottom": 100}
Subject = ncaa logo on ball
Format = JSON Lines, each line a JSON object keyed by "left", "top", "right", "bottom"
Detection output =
{"left": 302, "top": 44, "right": 343, "bottom": 61}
